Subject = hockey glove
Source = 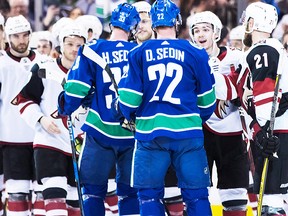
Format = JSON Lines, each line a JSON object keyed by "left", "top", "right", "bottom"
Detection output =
{"left": 57, "top": 91, "right": 68, "bottom": 117}
{"left": 81, "top": 87, "right": 95, "bottom": 109}
{"left": 250, "top": 120, "right": 280, "bottom": 158}
{"left": 111, "top": 97, "right": 135, "bottom": 132}
{"left": 246, "top": 96, "right": 256, "bottom": 120}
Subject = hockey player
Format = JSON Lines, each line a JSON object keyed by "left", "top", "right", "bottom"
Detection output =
{"left": 13, "top": 22, "right": 87, "bottom": 216}
{"left": 189, "top": 11, "right": 250, "bottom": 216}
{"left": 133, "top": 1, "right": 153, "bottom": 44}
{"left": 58, "top": 3, "right": 141, "bottom": 216}
{"left": 240, "top": 2, "right": 288, "bottom": 215}
{"left": 133, "top": 1, "right": 185, "bottom": 215}
{"left": 229, "top": 25, "right": 245, "bottom": 50}
{"left": 0, "top": 15, "right": 44, "bottom": 216}
{"left": 30, "top": 31, "right": 54, "bottom": 56}
{"left": 112, "top": 0, "right": 216, "bottom": 215}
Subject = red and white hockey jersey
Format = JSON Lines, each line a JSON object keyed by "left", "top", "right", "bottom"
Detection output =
{"left": 14, "top": 57, "right": 85, "bottom": 155}
{"left": 204, "top": 46, "right": 243, "bottom": 135}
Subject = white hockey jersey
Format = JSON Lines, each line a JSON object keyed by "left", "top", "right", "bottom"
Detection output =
{"left": 204, "top": 47, "right": 243, "bottom": 135}
{"left": 0, "top": 49, "right": 43, "bottom": 144}
{"left": 14, "top": 58, "right": 84, "bottom": 155}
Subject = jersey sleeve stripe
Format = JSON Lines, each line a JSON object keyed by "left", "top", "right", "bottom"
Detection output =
{"left": 64, "top": 80, "right": 91, "bottom": 98}
{"left": 197, "top": 87, "right": 216, "bottom": 108}
{"left": 119, "top": 88, "right": 143, "bottom": 107}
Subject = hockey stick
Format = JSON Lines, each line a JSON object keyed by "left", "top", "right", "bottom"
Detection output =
{"left": 239, "top": 106, "right": 255, "bottom": 176}
{"left": 38, "top": 69, "right": 85, "bottom": 216}
{"left": 67, "top": 115, "right": 85, "bottom": 216}
{"left": 257, "top": 72, "right": 282, "bottom": 216}
{"left": 82, "top": 45, "right": 119, "bottom": 94}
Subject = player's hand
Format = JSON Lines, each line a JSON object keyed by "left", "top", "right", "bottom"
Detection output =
{"left": 250, "top": 120, "right": 279, "bottom": 159}
{"left": 81, "top": 87, "right": 95, "bottom": 108}
{"left": 242, "top": 87, "right": 253, "bottom": 110}
{"left": 39, "top": 116, "right": 61, "bottom": 134}
{"left": 111, "top": 97, "right": 135, "bottom": 132}
{"left": 57, "top": 91, "right": 68, "bottom": 117}
{"left": 121, "top": 118, "right": 135, "bottom": 132}
{"left": 254, "top": 130, "right": 279, "bottom": 159}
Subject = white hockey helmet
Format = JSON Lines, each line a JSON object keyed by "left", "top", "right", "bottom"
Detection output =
{"left": 4, "top": 15, "right": 31, "bottom": 35}
{"left": 242, "top": 2, "right": 278, "bottom": 34}
{"left": 133, "top": 1, "right": 151, "bottom": 14}
{"left": 75, "top": 15, "right": 103, "bottom": 40}
{"left": 51, "top": 17, "right": 74, "bottom": 46}
{"left": 229, "top": 25, "right": 245, "bottom": 40}
{"left": 58, "top": 22, "right": 87, "bottom": 52}
{"left": 189, "top": 11, "right": 222, "bottom": 42}
{"left": 0, "top": 13, "right": 4, "bottom": 26}
{"left": 29, "top": 31, "right": 55, "bottom": 49}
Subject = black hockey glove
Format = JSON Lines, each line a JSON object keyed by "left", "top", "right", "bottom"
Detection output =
{"left": 247, "top": 96, "right": 256, "bottom": 120}
{"left": 111, "top": 97, "right": 135, "bottom": 132}
{"left": 81, "top": 87, "right": 95, "bottom": 109}
{"left": 250, "top": 120, "right": 279, "bottom": 159}
{"left": 57, "top": 91, "right": 68, "bottom": 117}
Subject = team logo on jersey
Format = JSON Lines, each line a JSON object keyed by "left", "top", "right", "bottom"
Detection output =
{"left": 20, "top": 57, "right": 32, "bottom": 71}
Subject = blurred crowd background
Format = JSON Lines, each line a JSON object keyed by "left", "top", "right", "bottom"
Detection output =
{"left": 0, "top": 0, "right": 288, "bottom": 46}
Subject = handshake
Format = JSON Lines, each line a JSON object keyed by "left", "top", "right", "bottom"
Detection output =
{"left": 111, "top": 97, "right": 135, "bottom": 132}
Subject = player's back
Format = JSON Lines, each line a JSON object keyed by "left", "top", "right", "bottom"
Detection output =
{"left": 122, "top": 38, "right": 215, "bottom": 141}
{"left": 73, "top": 39, "right": 137, "bottom": 145}
{"left": 129, "top": 38, "right": 211, "bottom": 115}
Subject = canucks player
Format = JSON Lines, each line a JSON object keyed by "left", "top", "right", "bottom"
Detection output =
{"left": 58, "top": 3, "right": 141, "bottom": 216}
{"left": 113, "top": 0, "right": 216, "bottom": 215}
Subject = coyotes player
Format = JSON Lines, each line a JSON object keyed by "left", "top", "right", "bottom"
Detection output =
{"left": 0, "top": 15, "right": 44, "bottom": 216}
{"left": 190, "top": 11, "right": 250, "bottom": 216}
{"left": 13, "top": 22, "right": 87, "bottom": 216}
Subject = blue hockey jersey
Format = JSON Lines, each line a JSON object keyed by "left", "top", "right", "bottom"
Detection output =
{"left": 62, "top": 39, "right": 137, "bottom": 146}
{"left": 118, "top": 39, "right": 216, "bottom": 141}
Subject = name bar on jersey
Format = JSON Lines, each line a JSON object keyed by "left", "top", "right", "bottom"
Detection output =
{"left": 146, "top": 47, "right": 185, "bottom": 62}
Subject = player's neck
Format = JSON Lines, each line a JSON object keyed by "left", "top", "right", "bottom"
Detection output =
{"left": 110, "top": 28, "right": 129, "bottom": 41}
{"left": 208, "top": 43, "right": 220, "bottom": 58}
{"left": 252, "top": 31, "right": 271, "bottom": 45}
{"left": 9, "top": 48, "right": 29, "bottom": 58}
{"left": 61, "top": 56, "right": 74, "bottom": 70}
{"left": 155, "top": 27, "right": 176, "bottom": 39}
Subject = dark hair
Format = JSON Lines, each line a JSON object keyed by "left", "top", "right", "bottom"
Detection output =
{"left": 217, "top": 26, "right": 229, "bottom": 46}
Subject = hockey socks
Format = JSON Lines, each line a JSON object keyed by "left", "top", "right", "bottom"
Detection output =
{"left": 6, "top": 193, "right": 30, "bottom": 216}
{"left": 164, "top": 195, "right": 184, "bottom": 216}
{"left": 105, "top": 190, "right": 118, "bottom": 215}
{"left": 223, "top": 210, "right": 247, "bottom": 216}
{"left": 33, "top": 192, "right": 45, "bottom": 216}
